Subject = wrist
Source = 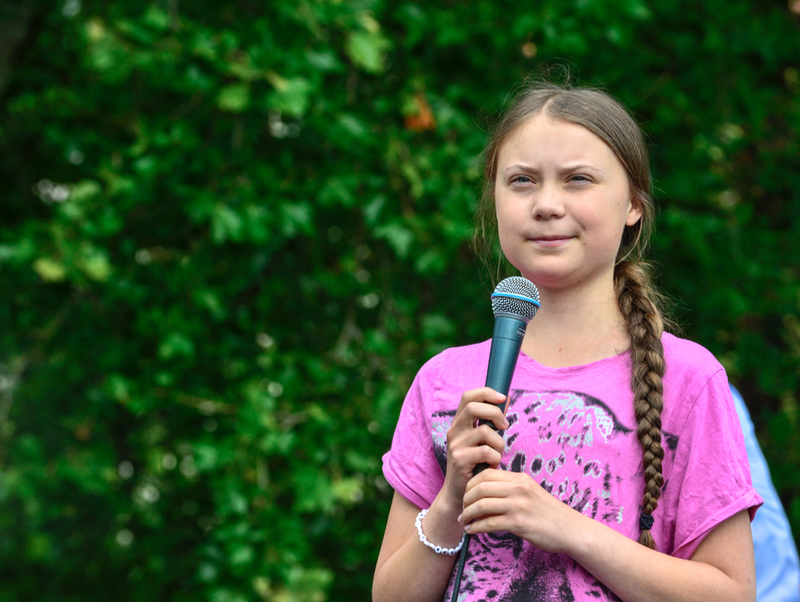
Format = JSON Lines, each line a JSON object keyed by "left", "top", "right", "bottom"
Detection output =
{"left": 433, "top": 484, "right": 464, "bottom": 517}
{"left": 418, "top": 494, "right": 466, "bottom": 550}
{"left": 557, "top": 507, "right": 598, "bottom": 559}
{"left": 416, "top": 509, "right": 466, "bottom": 556}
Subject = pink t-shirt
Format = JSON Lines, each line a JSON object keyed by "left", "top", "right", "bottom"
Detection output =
{"left": 382, "top": 333, "right": 762, "bottom": 601}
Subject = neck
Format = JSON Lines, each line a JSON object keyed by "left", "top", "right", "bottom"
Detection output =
{"left": 521, "top": 275, "right": 630, "bottom": 368}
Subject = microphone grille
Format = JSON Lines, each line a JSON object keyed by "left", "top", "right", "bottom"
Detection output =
{"left": 491, "top": 276, "right": 541, "bottom": 321}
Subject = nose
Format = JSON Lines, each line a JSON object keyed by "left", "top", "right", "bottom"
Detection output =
{"left": 532, "top": 184, "right": 566, "bottom": 220}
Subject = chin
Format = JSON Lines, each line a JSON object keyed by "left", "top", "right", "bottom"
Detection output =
{"left": 512, "top": 262, "right": 571, "bottom": 285}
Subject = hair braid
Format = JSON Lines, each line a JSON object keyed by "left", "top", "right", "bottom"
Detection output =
{"left": 616, "top": 260, "right": 667, "bottom": 550}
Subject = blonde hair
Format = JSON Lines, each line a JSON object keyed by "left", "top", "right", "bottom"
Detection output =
{"left": 475, "top": 79, "right": 671, "bottom": 549}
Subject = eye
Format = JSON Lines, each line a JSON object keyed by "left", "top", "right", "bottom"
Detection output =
{"left": 567, "top": 174, "right": 593, "bottom": 185}
{"left": 510, "top": 174, "right": 534, "bottom": 185}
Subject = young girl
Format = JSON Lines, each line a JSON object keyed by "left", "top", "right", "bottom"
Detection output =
{"left": 372, "top": 80, "right": 762, "bottom": 602}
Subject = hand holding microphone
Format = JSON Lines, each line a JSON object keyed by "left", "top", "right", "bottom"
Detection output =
{"left": 449, "top": 276, "right": 540, "bottom": 602}
{"left": 443, "top": 277, "right": 541, "bottom": 501}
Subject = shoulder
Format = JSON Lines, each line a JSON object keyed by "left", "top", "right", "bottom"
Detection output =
{"left": 662, "top": 331, "right": 722, "bottom": 369}
{"left": 660, "top": 332, "right": 733, "bottom": 433}
{"left": 416, "top": 339, "right": 493, "bottom": 385}
{"left": 661, "top": 332, "right": 726, "bottom": 388}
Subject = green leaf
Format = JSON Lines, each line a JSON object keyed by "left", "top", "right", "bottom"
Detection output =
{"left": 280, "top": 202, "right": 313, "bottom": 237}
{"left": 158, "top": 332, "right": 195, "bottom": 359}
{"left": 336, "top": 113, "right": 368, "bottom": 139}
{"left": 344, "top": 30, "right": 390, "bottom": 74}
{"left": 363, "top": 194, "right": 386, "bottom": 225}
{"left": 142, "top": 6, "right": 170, "bottom": 31}
{"left": 194, "top": 444, "right": 219, "bottom": 472}
{"left": 306, "top": 49, "right": 341, "bottom": 72}
{"left": 69, "top": 179, "right": 102, "bottom": 203}
{"left": 229, "top": 545, "right": 254, "bottom": 566}
{"left": 79, "top": 243, "right": 112, "bottom": 281}
{"left": 212, "top": 204, "right": 244, "bottom": 243}
{"left": 267, "top": 73, "right": 313, "bottom": 117}
{"left": 293, "top": 466, "right": 334, "bottom": 513}
{"left": 374, "top": 223, "right": 414, "bottom": 258}
{"left": 32, "top": 257, "right": 66, "bottom": 282}
{"left": 217, "top": 84, "right": 250, "bottom": 112}
{"left": 421, "top": 313, "right": 455, "bottom": 339}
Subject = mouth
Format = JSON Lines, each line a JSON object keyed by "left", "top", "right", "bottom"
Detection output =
{"left": 529, "top": 235, "right": 574, "bottom": 248}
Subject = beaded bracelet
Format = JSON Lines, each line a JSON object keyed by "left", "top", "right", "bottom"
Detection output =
{"left": 415, "top": 508, "right": 466, "bottom": 556}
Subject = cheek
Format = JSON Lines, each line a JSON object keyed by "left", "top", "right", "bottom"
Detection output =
{"left": 495, "top": 192, "right": 525, "bottom": 226}
{"left": 495, "top": 207, "right": 521, "bottom": 262}
{"left": 495, "top": 202, "right": 520, "bottom": 241}
{"left": 496, "top": 219, "right": 512, "bottom": 253}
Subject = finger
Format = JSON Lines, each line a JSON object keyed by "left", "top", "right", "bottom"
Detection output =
{"left": 462, "top": 472, "right": 518, "bottom": 507}
{"left": 448, "top": 407, "right": 508, "bottom": 449}
{"left": 455, "top": 388, "right": 508, "bottom": 425}
{"left": 464, "top": 468, "right": 513, "bottom": 488}
{"left": 448, "top": 426, "right": 505, "bottom": 465}
{"left": 465, "top": 421, "right": 507, "bottom": 449}
{"left": 470, "top": 404, "right": 511, "bottom": 431}
{"left": 459, "top": 497, "right": 511, "bottom": 530}
{"left": 450, "top": 423, "right": 506, "bottom": 462}
{"left": 455, "top": 400, "right": 509, "bottom": 433}
{"left": 459, "top": 387, "right": 507, "bottom": 408}
{"left": 448, "top": 442, "right": 504, "bottom": 474}
{"left": 463, "top": 514, "right": 507, "bottom": 535}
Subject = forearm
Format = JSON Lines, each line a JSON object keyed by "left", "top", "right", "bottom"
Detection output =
{"left": 372, "top": 495, "right": 465, "bottom": 602}
{"left": 566, "top": 510, "right": 755, "bottom": 602}
{"left": 374, "top": 390, "right": 512, "bottom": 602}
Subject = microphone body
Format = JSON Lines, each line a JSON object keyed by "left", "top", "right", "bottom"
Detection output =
{"left": 484, "top": 313, "right": 528, "bottom": 413}
{"left": 475, "top": 277, "right": 540, "bottom": 473}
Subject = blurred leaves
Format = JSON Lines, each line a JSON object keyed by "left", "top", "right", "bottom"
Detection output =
{"left": 0, "top": 1, "right": 799, "bottom": 601}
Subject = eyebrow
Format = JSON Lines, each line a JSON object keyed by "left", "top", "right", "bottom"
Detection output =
{"left": 502, "top": 163, "right": 606, "bottom": 175}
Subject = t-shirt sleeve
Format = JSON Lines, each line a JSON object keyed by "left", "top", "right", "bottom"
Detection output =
{"left": 381, "top": 357, "right": 445, "bottom": 509}
{"left": 662, "top": 369, "right": 763, "bottom": 559}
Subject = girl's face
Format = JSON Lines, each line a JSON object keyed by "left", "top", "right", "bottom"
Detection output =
{"left": 494, "top": 113, "right": 642, "bottom": 292}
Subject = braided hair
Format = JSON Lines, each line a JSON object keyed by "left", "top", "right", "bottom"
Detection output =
{"left": 475, "top": 78, "right": 673, "bottom": 549}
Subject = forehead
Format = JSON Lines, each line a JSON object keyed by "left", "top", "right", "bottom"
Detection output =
{"left": 498, "top": 114, "right": 619, "bottom": 165}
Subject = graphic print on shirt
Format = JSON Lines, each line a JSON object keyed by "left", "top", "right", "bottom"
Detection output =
{"left": 431, "top": 389, "right": 679, "bottom": 602}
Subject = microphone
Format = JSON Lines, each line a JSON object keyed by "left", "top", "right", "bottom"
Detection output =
{"left": 475, "top": 276, "right": 540, "bottom": 473}
{"left": 451, "top": 276, "right": 540, "bottom": 602}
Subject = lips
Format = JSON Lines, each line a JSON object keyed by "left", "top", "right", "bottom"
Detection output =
{"left": 529, "top": 235, "right": 574, "bottom": 247}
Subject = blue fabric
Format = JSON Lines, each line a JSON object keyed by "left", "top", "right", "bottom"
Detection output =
{"left": 731, "top": 385, "right": 800, "bottom": 602}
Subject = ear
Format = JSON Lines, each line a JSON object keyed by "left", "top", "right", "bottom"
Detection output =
{"left": 626, "top": 194, "right": 643, "bottom": 227}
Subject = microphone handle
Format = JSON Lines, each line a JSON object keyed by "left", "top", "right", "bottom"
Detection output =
{"left": 474, "top": 315, "right": 527, "bottom": 475}
{"left": 451, "top": 316, "right": 528, "bottom": 601}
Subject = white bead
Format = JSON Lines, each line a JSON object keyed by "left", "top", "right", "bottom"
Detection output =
{"left": 415, "top": 508, "right": 465, "bottom": 556}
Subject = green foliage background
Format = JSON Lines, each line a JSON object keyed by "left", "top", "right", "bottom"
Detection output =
{"left": 1, "top": 0, "right": 799, "bottom": 600}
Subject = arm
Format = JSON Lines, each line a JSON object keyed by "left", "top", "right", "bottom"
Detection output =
{"left": 575, "top": 504, "right": 755, "bottom": 602}
{"left": 460, "top": 469, "right": 756, "bottom": 602}
{"left": 371, "top": 491, "right": 461, "bottom": 602}
{"left": 373, "top": 388, "right": 509, "bottom": 602}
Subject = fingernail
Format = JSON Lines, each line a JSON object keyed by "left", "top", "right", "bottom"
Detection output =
{"left": 464, "top": 523, "right": 471, "bottom": 533}
{"left": 457, "top": 513, "right": 462, "bottom": 524}
{"left": 503, "top": 419, "right": 510, "bottom": 428}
